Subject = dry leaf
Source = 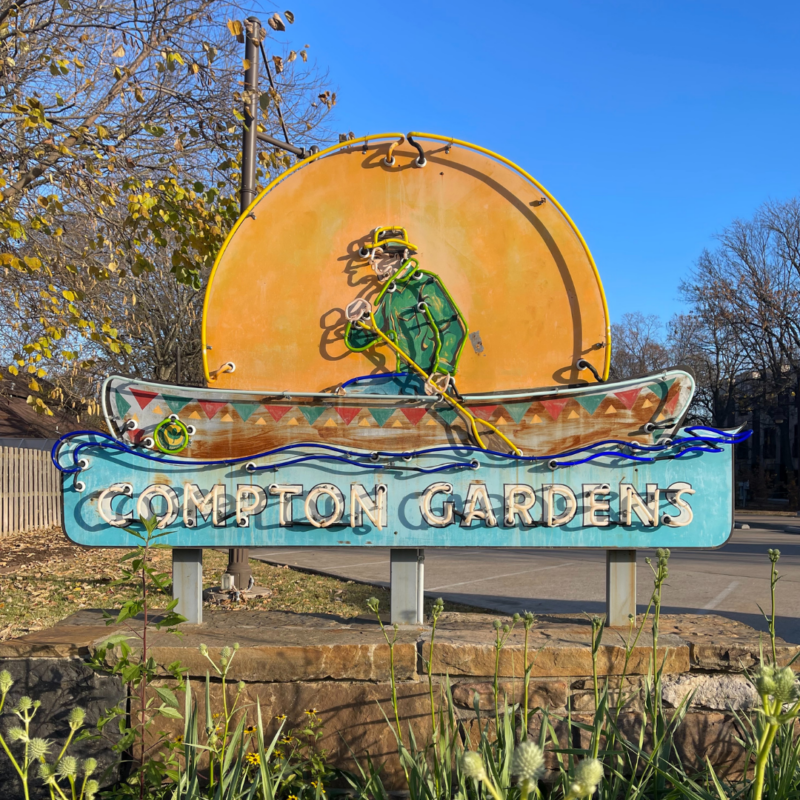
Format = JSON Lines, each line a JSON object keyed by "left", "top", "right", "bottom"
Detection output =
{"left": 287, "top": 51, "right": 297, "bottom": 63}
{"left": 267, "top": 13, "right": 286, "bottom": 32}
{"left": 285, "top": 10, "right": 295, "bottom": 23}
{"left": 300, "top": 50, "right": 307, "bottom": 63}
{"left": 112, "top": 44, "right": 125, "bottom": 58}
{"left": 272, "top": 55, "right": 283, "bottom": 74}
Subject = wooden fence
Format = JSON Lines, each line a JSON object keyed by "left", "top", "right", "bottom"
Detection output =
{"left": 0, "top": 446, "right": 61, "bottom": 537}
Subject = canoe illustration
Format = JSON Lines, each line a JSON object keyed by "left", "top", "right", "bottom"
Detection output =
{"left": 103, "top": 368, "right": 695, "bottom": 462}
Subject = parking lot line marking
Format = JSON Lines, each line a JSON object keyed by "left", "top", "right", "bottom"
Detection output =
{"left": 702, "top": 580, "right": 740, "bottom": 611}
{"left": 428, "top": 562, "right": 572, "bottom": 591}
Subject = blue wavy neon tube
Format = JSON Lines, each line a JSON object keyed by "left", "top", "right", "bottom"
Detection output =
{"left": 51, "top": 425, "right": 752, "bottom": 475}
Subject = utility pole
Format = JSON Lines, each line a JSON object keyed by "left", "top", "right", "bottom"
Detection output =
{"left": 224, "top": 15, "right": 261, "bottom": 591}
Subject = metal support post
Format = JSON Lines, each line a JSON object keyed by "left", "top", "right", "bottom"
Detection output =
{"left": 239, "top": 17, "right": 260, "bottom": 211}
{"left": 390, "top": 548, "right": 424, "bottom": 625}
{"left": 173, "top": 549, "right": 203, "bottom": 624}
{"left": 224, "top": 547, "right": 252, "bottom": 591}
{"left": 225, "top": 15, "right": 261, "bottom": 589}
{"left": 606, "top": 549, "right": 636, "bottom": 627}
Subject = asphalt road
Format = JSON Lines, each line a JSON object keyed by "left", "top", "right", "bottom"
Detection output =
{"left": 250, "top": 514, "right": 800, "bottom": 644}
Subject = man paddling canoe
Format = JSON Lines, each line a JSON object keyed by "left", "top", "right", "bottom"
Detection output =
{"left": 344, "top": 226, "right": 468, "bottom": 394}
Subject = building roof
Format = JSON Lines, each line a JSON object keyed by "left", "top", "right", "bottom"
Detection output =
{"left": 0, "top": 381, "right": 86, "bottom": 439}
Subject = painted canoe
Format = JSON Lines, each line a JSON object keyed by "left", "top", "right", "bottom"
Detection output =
{"left": 102, "top": 369, "right": 695, "bottom": 461}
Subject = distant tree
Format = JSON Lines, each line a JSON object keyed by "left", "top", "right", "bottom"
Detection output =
{"left": 609, "top": 312, "right": 670, "bottom": 380}
{"left": 668, "top": 311, "right": 744, "bottom": 426}
{"left": 681, "top": 198, "right": 800, "bottom": 503}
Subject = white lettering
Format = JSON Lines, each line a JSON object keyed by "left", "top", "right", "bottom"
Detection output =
{"left": 138, "top": 484, "right": 180, "bottom": 529}
{"left": 419, "top": 482, "right": 454, "bottom": 527}
{"left": 461, "top": 482, "right": 497, "bottom": 527}
{"left": 620, "top": 483, "right": 660, "bottom": 527}
{"left": 91, "top": 477, "right": 700, "bottom": 533}
{"left": 662, "top": 482, "right": 695, "bottom": 527}
{"left": 542, "top": 484, "right": 577, "bottom": 527}
{"left": 183, "top": 483, "right": 226, "bottom": 527}
{"left": 269, "top": 484, "right": 303, "bottom": 527}
{"left": 350, "top": 483, "right": 387, "bottom": 529}
{"left": 98, "top": 483, "right": 133, "bottom": 527}
{"left": 236, "top": 484, "right": 267, "bottom": 527}
{"left": 504, "top": 484, "right": 536, "bottom": 526}
{"left": 582, "top": 484, "right": 611, "bottom": 527}
{"left": 305, "top": 484, "right": 345, "bottom": 528}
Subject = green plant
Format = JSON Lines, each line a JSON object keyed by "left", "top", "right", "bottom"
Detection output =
{"left": 427, "top": 597, "right": 445, "bottom": 738}
{"left": 88, "top": 515, "right": 187, "bottom": 798}
{"left": 462, "top": 750, "right": 503, "bottom": 800}
{"left": 564, "top": 757, "right": 603, "bottom": 799}
{"left": 0, "top": 673, "right": 96, "bottom": 800}
{"left": 747, "top": 548, "right": 800, "bottom": 800}
{"left": 366, "top": 597, "right": 403, "bottom": 746}
{"left": 491, "top": 614, "right": 519, "bottom": 725}
{"left": 521, "top": 611, "right": 537, "bottom": 739}
{"left": 511, "top": 739, "right": 544, "bottom": 800}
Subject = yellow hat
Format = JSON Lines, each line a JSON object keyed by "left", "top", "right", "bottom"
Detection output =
{"left": 358, "top": 226, "right": 418, "bottom": 258}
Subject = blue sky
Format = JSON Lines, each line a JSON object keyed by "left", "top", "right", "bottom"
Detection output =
{"left": 267, "top": 1, "right": 800, "bottom": 323}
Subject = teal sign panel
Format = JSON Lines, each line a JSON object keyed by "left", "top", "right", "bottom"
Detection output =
{"left": 57, "top": 432, "right": 733, "bottom": 549}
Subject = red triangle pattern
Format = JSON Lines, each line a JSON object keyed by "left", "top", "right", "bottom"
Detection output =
{"left": 469, "top": 405, "right": 498, "bottom": 421}
{"left": 540, "top": 398, "right": 569, "bottom": 421}
{"left": 400, "top": 407, "right": 428, "bottom": 425}
{"left": 130, "top": 388, "right": 158, "bottom": 409}
{"left": 198, "top": 400, "right": 226, "bottom": 420}
{"left": 613, "top": 388, "right": 641, "bottom": 410}
{"left": 335, "top": 407, "right": 361, "bottom": 425}
{"left": 664, "top": 390, "right": 681, "bottom": 416}
{"left": 265, "top": 405, "right": 293, "bottom": 422}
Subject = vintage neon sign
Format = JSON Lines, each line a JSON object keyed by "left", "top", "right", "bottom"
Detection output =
{"left": 54, "top": 133, "right": 746, "bottom": 549}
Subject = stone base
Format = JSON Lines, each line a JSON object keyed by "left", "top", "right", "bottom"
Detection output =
{"left": 0, "top": 611, "right": 796, "bottom": 797}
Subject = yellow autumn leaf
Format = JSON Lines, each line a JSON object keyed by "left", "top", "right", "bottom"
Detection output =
{"left": 113, "top": 44, "right": 125, "bottom": 58}
{"left": 227, "top": 19, "right": 243, "bottom": 37}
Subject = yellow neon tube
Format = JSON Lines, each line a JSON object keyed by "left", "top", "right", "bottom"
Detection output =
{"left": 201, "top": 133, "right": 406, "bottom": 383}
{"left": 357, "top": 315, "right": 523, "bottom": 456}
{"left": 408, "top": 132, "right": 612, "bottom": 381}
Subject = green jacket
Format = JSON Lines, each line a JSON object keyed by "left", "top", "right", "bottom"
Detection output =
{"left": 345, "top": 262, "right": 467, "bottom": 376}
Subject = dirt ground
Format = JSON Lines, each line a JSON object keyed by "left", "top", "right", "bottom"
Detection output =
{"left": 0, "top": 527, "right": 482, "bottom": 640}
{"left": 0, "top": 527, "right": 397, "bottom": 640}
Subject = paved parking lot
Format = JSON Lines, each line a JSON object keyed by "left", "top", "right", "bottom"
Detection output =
{"left": 251, "top": 514, "right": 800, "bottom": 643}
